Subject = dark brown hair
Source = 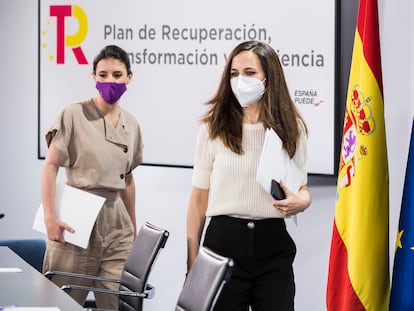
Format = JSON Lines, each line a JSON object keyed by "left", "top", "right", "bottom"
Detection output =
{"left": 92, "top": 45, "right": 132, "bottom": 76}
{"left": 202, "top": 40, "right": 307, "bottom": 158}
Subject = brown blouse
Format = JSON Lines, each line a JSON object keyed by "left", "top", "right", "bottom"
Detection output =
{"left": 46, "top": 100, "right": 143, "bottom": 194}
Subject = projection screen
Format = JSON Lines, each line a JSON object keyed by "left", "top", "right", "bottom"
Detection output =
{"left": 39, "top": 0, "right": 336, "bottom": 175}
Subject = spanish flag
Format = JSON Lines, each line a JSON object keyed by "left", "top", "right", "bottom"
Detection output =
{"left": 326, "top": 0, "right": 390, "bottom": 310}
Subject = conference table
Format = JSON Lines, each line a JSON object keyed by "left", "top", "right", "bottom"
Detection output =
{"left": 0, "top": 246, "right": 84, "bottom": 310}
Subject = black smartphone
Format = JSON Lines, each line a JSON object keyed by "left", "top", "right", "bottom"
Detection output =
{"left": 271, "top": 179, "right": 286, "bottom": 200}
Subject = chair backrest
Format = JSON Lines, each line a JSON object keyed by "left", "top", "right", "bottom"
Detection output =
{"left": 175, "top": 247, "right": 234, "bottom": 311}
{"left": 118, "top": 222, "right": 169, "bottom": 311}
{"left": 0, "top": 239, "right": 46, "bottom": 272}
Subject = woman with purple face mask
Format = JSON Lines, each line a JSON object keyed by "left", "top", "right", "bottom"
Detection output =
{"left": 186, "top": 40, "right": 312, "bottom": 311}
{"left": 40, "top": 45, "right": 143, "bottom": 309}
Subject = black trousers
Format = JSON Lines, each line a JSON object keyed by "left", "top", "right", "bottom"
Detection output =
{"left": 203, "top": 215, "right": 296, "bottom": 311}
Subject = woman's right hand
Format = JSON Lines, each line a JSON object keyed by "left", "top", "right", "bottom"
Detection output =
{"left": 44, "top": 216, "right": 74, "bottom": 243}
{"left": 41, "top": 139, "right": 75, "bottom": 244}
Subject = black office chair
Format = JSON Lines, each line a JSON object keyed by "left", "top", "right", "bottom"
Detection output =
{"left": 0, "top": 238, "right": 46, "bottom": 272}
{"left": 45, "top": 222, "right": 169, "bottom": 311}
{"left": 175, "top": 246, "right": 234, "bottom": 311}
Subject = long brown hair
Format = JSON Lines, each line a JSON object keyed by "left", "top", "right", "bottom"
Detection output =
{"left": 202, "top": 40, "right": 307, "bottom": 158}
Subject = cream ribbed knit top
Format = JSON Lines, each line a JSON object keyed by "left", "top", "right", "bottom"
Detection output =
{"left": 192, "top": 122, "right": 307, "bottom": 219}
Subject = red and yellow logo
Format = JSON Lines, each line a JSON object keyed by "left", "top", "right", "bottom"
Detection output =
{"left": 42, "top": 5, "right": 88, "bottom": 64}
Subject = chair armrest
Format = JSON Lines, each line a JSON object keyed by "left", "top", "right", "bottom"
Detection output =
{"left": 62, "top": 283, "right": 155, "bottom": 299}
{"left": 145, "top": 283, "right": 155, "bottom": 299}
{"left": 44, "top": 270, "right": 120, "bottom": 284}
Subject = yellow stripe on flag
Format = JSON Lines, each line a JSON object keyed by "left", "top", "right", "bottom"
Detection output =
{"left": 327, "top": 2, "right": 390, "bottom": 311}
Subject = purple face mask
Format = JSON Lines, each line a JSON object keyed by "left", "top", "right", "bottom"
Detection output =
{"left": 96, "top": 82, "right": 127, "bottom": 104}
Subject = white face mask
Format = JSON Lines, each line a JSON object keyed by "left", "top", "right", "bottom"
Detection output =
{"left": 230, "top": 75, "right": 266, "bottom": 107}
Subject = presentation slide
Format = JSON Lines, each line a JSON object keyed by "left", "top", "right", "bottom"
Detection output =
{"left": 39, "top": 0, "right": 336, "bottom": 175}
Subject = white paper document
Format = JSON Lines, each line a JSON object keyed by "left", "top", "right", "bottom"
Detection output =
{"left": 1, "top": 308, "right": 61, "bottom": 311}
{"left": 256, "top": 128, "right": 306, "bottom": 194}
{"left": 256, "top": 128, "right": 306, "bottom": 223}
{"left": 33, "top": 184, "right": 105, "bottom": 249}
{"left": 0, "top": 267, "right": 23, "bottom": 273}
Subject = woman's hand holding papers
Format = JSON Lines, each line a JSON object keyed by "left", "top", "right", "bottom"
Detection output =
{"left": 272, "top": 180, "right": 312, "bottom": 217}
{"left": 45, "top": 216, "right": 74, "bottom": 244}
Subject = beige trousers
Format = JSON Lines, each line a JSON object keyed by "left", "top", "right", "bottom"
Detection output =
{"left": 43, "top": 197, "right": 134, "bottom": 309}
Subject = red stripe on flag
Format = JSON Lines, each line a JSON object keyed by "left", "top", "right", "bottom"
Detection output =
{"left": 327, "top": 0, "right": 389, "bottom": 309}
{"left": 327, "top": 221, "right": 365, "bottom": 311}
{"left": 357, "top": 0, "right": 383, "bottom": 93}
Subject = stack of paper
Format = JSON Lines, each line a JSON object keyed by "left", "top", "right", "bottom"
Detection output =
{"left": 256, "top": 128, "right": 306, "bottom": 197}
{"left": 33, "top": 184, "right": 105, "bottom": 249}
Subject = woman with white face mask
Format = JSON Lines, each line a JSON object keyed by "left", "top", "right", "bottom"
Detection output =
{"left": 186, "top": 40, "right": 311, "bottom": 311}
